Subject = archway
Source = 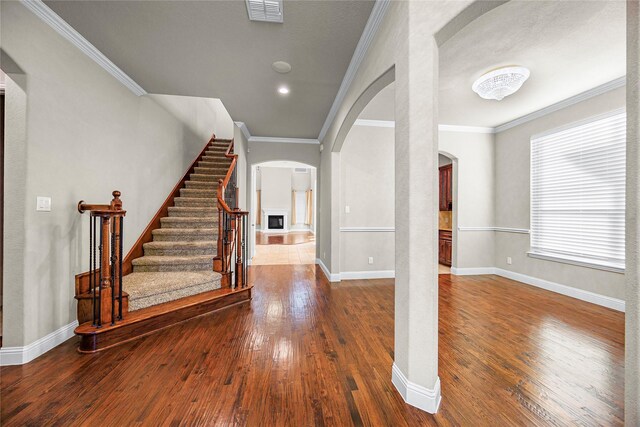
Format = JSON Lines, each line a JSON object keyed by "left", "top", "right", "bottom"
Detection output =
{"left": 248, "top": 160, "right": 317, "bottom": 266}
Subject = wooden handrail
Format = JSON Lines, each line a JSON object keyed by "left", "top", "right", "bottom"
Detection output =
{"left": 214, "top": 140, "right": 248, "bottom": 289}
{"left": 77, "top": 191, "right": 126, "bottom": 327}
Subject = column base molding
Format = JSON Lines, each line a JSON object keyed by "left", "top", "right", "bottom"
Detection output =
{"left": 391, "top": 363, "right": 441, "bottom": 413}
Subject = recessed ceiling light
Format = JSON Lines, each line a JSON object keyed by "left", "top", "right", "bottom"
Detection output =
{"left": 472, "top": 66, "right": 530, "bottom": 101}
{"left": 272, "top": 61, "right": 292, "bottom": 74}
{"left": 278, "top": 86, "right": 290, "bottom": 95}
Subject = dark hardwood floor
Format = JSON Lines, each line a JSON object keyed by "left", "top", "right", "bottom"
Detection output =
{"left": 256, "top": 231, "right": 315, "bottom": 245}
{"left": 1, "top": 267, "right": 624, "bottom": 426}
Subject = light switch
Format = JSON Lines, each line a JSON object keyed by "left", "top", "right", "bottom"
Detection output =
{"left": 345, "top": 205, "right": 350, "bottom": 214}
{"left": 36, "top": 196, "right": 52, "bottom": 212}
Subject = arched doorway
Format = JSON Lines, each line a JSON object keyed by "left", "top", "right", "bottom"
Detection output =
{"left": 248, "top": 161, "right": 317, "bottom": 266}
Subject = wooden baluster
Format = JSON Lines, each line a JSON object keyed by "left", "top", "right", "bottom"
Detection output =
{"left": 213, "top": 180, "right": 224, "bottom": 273}
{"left": 235, "top": 213, "right": 244, "bottom": 288}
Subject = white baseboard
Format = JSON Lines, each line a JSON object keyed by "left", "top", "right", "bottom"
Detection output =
{"left": 450, "top": 267, "right": 495, "bottom": 275}
{"left": 450, "top": 266, "right": 625, "bottom": 312}
{"left": 494, "top": 268, "right": 625, "bottom": 312}
{"left": 316, "top": 258, "right": 340, "bottom": 282}
{"left": 1, "top": 321, "right": 78, "bottom": 366}
{"left": 391, "top": 363, "right": 441, "bottom": 413}
{"left": 340, "top": 270, "right": 395, "bottom": 280}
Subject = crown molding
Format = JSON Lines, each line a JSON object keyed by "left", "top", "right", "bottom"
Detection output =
{"left": 318, "top": 0, "right": 391, "bottom": 142}
{"left": 495, "top": 76, "right": 626, "bottom": 133}
{"left": 21, "top": 0, "right": 146, "bottom": 96}
{"left": 234, "top": 121, "right": 251, "bottom": 141}
{"left": 249, "top": 136, "right": 320, "bottom": 145}
{"left": 438, "top": 124, "right": 495, "bottom": 134}
{"left": 354, "top": 119, "right": 395, "bottom": 128}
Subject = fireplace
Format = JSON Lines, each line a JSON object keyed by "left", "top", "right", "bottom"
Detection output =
{"left": 268, "top": 215, "right": 284, "bottom": 230}
{"left": 262, "top": 209, "right": 288, "bottom": 233}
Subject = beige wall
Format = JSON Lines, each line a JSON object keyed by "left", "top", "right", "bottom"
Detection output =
{"left": 339, "top": 125, "right": 395, "bottom": 272}
{"left": 1, "top": 2, "right": 227, "bottom": 347}
{"left": 440, "top": 130, "right": 495, "bottom": 269}
{"left": 494, "top": 87, "right": 626, "bottom": 300}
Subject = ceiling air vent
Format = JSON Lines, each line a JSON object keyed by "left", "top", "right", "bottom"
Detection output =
{"left": 246, "top": 0, "right": 283, "bottom": 23}
{"left": 294, "top": 168, "right": 308, "bottom": 173}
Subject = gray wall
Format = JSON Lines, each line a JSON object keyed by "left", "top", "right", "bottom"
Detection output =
{"left": 1, "top": 2, "right": 229, "bottom": 347}
{"left": 339, "top": 125, "right": 395, "bottom": 272}
{"left": 494, "top": 86, "right": 626, "bottom": 300}
{"left": 440, "top": 130, "right": 495, "bottom": 269}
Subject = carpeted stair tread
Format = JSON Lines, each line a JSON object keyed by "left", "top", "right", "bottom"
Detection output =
{"left": 132, "top": 255, "right": 213, "bottom": 272}
{"left": 185, "top": 180, "right": 217, "bottom": 189}
{"left": 143, "top": 240, "right": 216, "bottom": 256}
{"left": 168, "top": 206, "right": 217, "bottom": 217}
{"left": 152, "top": 227, "right": 216, "bottom": 241}
{"left": 174, "top": 197, "right": 217, "bottom": 207}
{"left": 190, "top": 173, "right": 225, "bottom": 182}
{"left": 160, "top": 216, "right": 217, "bottom": 229}
{"left": 179, "top": 188, "right": 217, "bottom": 198}
{"left": 124, "top": 271, "right": 222, "bottom": 311}
{"left": 194, "top": 166, "right": 229, "bottom": 175}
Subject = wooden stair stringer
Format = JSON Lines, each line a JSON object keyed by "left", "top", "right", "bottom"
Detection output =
{"left": 75, "top": 285, "right": 252, "bottom": 353}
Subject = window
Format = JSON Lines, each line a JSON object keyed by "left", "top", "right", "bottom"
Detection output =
{"left": 530, "top": 109, "right": 626, "bottom": 272}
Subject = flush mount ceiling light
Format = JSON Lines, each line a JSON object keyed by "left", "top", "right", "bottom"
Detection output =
{"left": 246, "top": 0, "right": 283, "bottom": 23}
{"left": 278, "top": 86, "right": 290, "bottom": 95}
{"left": 472, "top": 66, "right": 530, "bottom": 101}
{"left": 272, "top": 61, "right": 292, "bottom": 74}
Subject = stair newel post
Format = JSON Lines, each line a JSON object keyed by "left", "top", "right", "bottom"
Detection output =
{"left": 99, "top": 213, "right": 113, "bottom": 326}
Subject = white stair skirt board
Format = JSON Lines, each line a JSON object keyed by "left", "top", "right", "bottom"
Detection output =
{"left": 0, "top": 320, "right": 78, "bottom": 366}
{"left": 450, "top": 267, "right": 625, "bottom": 312}
{"left": 392, "top": 363, "right": 442, "bottom": 414}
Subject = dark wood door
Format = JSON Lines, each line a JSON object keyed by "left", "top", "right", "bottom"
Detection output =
{"left": 439, "top": 164, "right": 452, "bottom": 211}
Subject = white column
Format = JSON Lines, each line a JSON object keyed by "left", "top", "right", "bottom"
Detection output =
{"left": 392, "top": 7, "right": 441, "bottom": 413}
{"left": 626, "top": 1, "right": 640, "bottom": 425}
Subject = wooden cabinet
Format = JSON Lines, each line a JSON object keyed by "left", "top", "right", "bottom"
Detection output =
{"left": 439, "top": 230, "right": 452, "bottom": 266}
{"left": 439, "top": 164, "right": 453, "bottom": 211}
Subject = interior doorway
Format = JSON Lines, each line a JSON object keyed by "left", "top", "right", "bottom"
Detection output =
{"left": 1, "top": 70, "right": 5, "bottom": 345}
{"left": 249, "top": 161, "right": 317, "bottom": 265}
{"left": 438, "top": 153, "right": 454, "bottom": 275}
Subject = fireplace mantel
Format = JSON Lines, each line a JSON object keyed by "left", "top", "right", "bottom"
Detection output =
{"left": 262, "top": 209, "right": 289, "bottom": 233}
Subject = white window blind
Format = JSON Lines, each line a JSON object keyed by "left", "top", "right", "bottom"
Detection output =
{"left": 530, "top": 110, "right": 626, "bottom": 271}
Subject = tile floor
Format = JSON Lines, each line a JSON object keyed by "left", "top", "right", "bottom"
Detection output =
{"left": 251, "top": 242, "right": 316, "bottom": 265}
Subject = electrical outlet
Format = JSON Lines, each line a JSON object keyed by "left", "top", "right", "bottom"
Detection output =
{"left": 36, "top": 196, "right": 52, "bottom": 212}
{"left": 345, "top": 205, "right": 350, "bottom": 214}
{"left": 507, "top": 257, "right": 512, "bottom": 265}
{"left": 368, "top": 257, "right": 374, "bottom": 265}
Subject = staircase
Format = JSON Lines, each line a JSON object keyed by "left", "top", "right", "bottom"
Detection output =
{"left": 74, "top": 136, "right": 252, "bottom": 353}
{"left": 124, "top": 140, "right": 231, "bottom": 311}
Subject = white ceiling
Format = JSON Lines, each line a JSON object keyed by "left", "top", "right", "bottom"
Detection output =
{"left": 44, "top": 0, "right": 374, "bottom": 139}
{"left": 438, "top": 0, "right": 626, "bottom": 127}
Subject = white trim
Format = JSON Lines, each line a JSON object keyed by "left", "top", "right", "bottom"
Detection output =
{"left": 530, "top": 107, "right": 626, "bottom": 140}
{"left": 458, "top": 226, "right": 530, "bottom": 234}
{"left": 341, "top": 270, "right": 395, "bottom": 280}
{"left": 438, "top": 124, "right": 495, "bottom": 134}
{"left": 354, "top": 119, "right": 395, "bottom": 128}
{"left": 0, "top": 321, "right": 78, "bottom": 366}
{"left": 234, "top": 121, "right": 252, "bottom": 142}
{"left": 316, "top": 258, "right": 340, "bottom": 282}
{"left": 450, "top": 267, "right": 625, "bottom": 312}
{"left": 249, "top": 136, "right": 320, "bottom": 145}
{"left": 450, "top": 267, "right": 496, "bottom": 275}
{"left": 340, "top": 226, "right": 395, "bottom": 232}
{"left": 495, "top": 77, "right": 626, "bottom": 133}
{"left": 318, "top": 0, "right": 391, "bottom": 142}
{"left": 391, "top": 363, "right": 441, "bottom": 414}
{"left": 21, "top": 0, "right": 146, "bottom": 96}
{"left": 527, "top": 251, "right": 624, "bottom": 274}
